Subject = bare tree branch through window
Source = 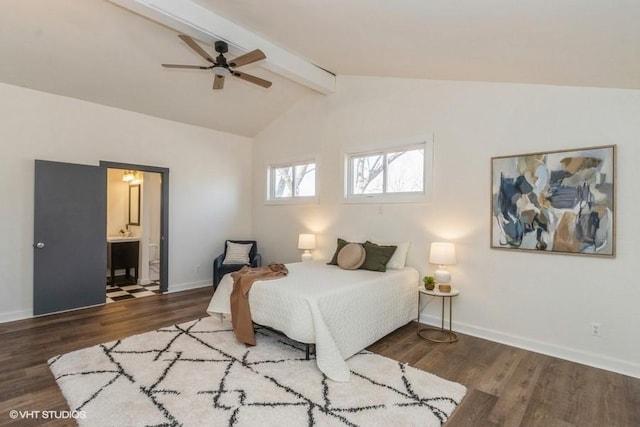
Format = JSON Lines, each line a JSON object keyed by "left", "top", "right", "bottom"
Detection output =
{"left": 271, "top": 161, "right": 316, "bottom": 199}
{"left": 350, "top": 147, "right": 424, "bottom": 196}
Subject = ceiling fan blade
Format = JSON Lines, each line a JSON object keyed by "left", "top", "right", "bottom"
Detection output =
{"left": 162, "top": 64, "right": 209, "bottom": 69}
{"left": 232, "top": 71, "right": 272, "bottom": 88}
{"left": 228, "top": 49, "right": 266, "bottom": 68}
{"left": 178, "top": 34, "right": 215, "bottom": 63}
{"left": 213, "top": 74, "right": 225, "bottom": 90}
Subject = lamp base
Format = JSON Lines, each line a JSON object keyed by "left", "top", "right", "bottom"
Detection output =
{"left": 301, "top": 251, "right": 312, "bottom": 262}
{"left": 438, "top": 284, "right": 451, "bottom": 293}
{"left": 434, "top": 267, "right": 451, "bottom": 283}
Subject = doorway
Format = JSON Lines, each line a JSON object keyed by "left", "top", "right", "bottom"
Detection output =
{"left": 101, "top": 161, "right": 169, "bottom": 299}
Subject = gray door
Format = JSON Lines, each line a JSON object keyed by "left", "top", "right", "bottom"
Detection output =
{"left": 34, "top": 160, "right": 107, "bottom": 315}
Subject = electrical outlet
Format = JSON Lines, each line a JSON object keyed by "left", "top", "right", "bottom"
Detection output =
{"left": 591, "top": 322, "right": 601, "bottom": 337}
{"left": 195, "top": 264, "right": 201, "bottom": 273}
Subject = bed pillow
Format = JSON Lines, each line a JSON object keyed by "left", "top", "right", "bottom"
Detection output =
{"left": 328, "top": 238, "right": 361, "bottom": 265}
{"left": 360, "top": 241, "right": 397, "bottom": 272}
{"left": 381, "top": 241, "right": 410, "bottom": 269}
{"left": 222, "top": 241, "right": 253, "bottom": 265}
{"left": 337, "top": 243, "right": 366, "bottom": 270}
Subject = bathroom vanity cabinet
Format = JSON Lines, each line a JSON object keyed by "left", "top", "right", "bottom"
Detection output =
{"left": 107, "top": 239, "right": 140, "bottom": 285}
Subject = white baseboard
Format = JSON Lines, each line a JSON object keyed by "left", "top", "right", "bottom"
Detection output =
{"left": 0, "top": 309, "right": 34, "bottom": 324}
{"left": 419, "top": 314, "right": 640, "bottom": 380}
{"left": 166, "top": 280, "right": 212, "bottom": 293}
{"left": 0, "top": 282, "right": 212, "bottom": 324}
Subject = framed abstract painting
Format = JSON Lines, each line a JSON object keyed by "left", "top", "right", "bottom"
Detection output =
{"left": 491, "top": 145, "right": 615, "bottom": 257}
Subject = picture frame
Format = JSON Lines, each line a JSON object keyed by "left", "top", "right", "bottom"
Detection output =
{"left": 491, "top": 145, "right": 615, "bottom": 257}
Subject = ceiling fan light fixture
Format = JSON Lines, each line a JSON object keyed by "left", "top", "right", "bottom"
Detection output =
{"left": 212, "top": 66, "right": 230, "bottom": 77}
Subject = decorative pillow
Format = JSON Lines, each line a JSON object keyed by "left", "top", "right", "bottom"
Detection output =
{"left": 381, "top": 241, "right": 410, "bottom": 269}
{"left": 328, "top": 238, "right": 356, "bottom": 265}
{"left": 222, "top": 241, "right": 253, "bottom": 265}
{"left": 337, "top": 243, "right": 366, "bottom": 270}
{"left": 360, "top": 241, "right": 397, "bottom": 272}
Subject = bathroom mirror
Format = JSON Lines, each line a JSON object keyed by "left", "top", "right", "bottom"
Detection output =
{"left": 128, "top": 184, "right": 140, "bottom": 226}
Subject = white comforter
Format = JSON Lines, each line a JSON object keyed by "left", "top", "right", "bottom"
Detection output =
{"left": 206, "top": 261, "right": 419, "bottom": 381}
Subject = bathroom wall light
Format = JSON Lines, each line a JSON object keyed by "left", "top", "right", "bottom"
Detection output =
{"left": 130, "top": 171, "right": 143, "bottom": 185}
{"left": 122, "top": 170, "right": 135, "bottom": 182}
{"left": 122, "top": 170, "right": 143, "bottom": 184}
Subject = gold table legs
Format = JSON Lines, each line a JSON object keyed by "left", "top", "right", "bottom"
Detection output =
{"left": 417, "top": 292, "right": 458, "bottom": 343}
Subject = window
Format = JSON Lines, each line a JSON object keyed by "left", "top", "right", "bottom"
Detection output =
{"left": 345, "top": 142, "right": 431, "bottom": 202}
{"left": 267, "top": 160, "right": 316, "bottom": 202}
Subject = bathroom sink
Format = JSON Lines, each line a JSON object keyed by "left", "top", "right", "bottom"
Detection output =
{"left": 107, "top": 235, "right": 140, "bottom": 242}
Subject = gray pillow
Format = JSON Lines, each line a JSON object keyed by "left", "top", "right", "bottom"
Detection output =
{"left": 360, "top": 241, "right": 397, "bottom": 272}
{"left": 328, "top": 238, "right": 350, "bottom": 265}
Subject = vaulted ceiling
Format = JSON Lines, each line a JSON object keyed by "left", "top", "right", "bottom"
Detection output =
{"left": 2, "top": 0, "right": 639, "bottom": 137}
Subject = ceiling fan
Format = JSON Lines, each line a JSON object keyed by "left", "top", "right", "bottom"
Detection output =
{"left": 162, "top": 35, "right": 272, "bottom": 90}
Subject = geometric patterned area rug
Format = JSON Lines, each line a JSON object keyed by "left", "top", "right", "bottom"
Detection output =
{"left": 49, "top": 317, "right": 466, "bottom": 426}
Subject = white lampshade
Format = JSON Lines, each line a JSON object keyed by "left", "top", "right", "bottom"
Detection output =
{"left": 429, "top": 242, "right": 456, "bottom": 265}
{"left": 298, "top": 234, "right": 316, "bottom": 262}
{"left": 429, "top": 242, "right": 456, "bottom": 284}
{"left": 297, "top": 234, "right": 316, "bottom": 250}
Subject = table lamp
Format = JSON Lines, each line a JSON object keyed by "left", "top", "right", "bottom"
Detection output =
{"left": 429, "top": 242, "right": 456, "bottom": 292}
{"left": 298, "top": 234, "right": 316, "bottom": 262}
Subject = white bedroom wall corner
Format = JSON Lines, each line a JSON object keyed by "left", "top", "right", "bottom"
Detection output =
{"left": 250, "top": 93, "right": 332, "bottom": 263}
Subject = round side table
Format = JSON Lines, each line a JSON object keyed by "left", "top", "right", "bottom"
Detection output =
{"left": 417, "top": 288, "right": 459, "bottom": 343}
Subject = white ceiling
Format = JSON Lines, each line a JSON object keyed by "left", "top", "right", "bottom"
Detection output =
{"left": 2, "top": 1, "right": 639, "bottom": 137}
{"left": 0, "top": 0, "right": 314, "bottom": 137}
{"left": 197, "top": 0, "right": 640, "bottom": 89}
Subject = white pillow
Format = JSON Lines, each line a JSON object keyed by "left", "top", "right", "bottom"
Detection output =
{"left": 223, "top": 242, "right": 253, "bottom": 265}
{"left": 382, "top": 241, "right": 410, "bottom": 269}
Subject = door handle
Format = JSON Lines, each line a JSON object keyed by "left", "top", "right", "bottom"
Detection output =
{"left": 35, "top": 242, "right": 45, "bottom": 249}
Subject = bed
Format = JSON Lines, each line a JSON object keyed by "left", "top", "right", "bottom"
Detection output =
{"left": 206, "top": 261, "right": 419, "bottom": 382}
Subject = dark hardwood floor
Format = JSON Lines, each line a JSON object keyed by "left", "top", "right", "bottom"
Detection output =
{"left": 1, "top": 288, "right": 638, "bottom": 426}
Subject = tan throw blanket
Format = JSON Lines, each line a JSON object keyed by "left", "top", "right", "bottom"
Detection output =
{"left": 230, "top": 263, "right": 289, "bottom": 345}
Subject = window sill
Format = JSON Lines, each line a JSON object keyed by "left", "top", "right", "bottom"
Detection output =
{"left": 265, "top": 196, "right": 319, "bottom": 206}
{"left": 342, "top": 193, "right": 430, "bottom": 204}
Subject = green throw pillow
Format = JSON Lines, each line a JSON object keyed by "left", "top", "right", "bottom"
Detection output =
{"left": 360, "top": 241, "right": 397, "bottom": 272}
{"left": 328, "top": 238, "right": 349, "bottom": 265}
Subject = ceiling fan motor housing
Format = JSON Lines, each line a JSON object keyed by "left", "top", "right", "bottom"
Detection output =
{"left": 214, "top": 40, "right": 229, "bottom": 54}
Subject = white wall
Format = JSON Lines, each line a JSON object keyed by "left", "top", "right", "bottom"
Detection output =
{"left": 106, "top": 168, "right": 130, "bottom": 236}
{"left": 0, "top": 82, "right": 253, "bottom": 321}
{"left": 252, "top": 75, "right": 640, "bottom": 378}
{"left": 141, "top": 171, "right": 162, "bottom": 284}
{"left": 145, "top": 172, "right": 162, "bottom": 261}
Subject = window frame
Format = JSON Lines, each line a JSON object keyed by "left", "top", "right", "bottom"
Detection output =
{"left": 266, "top": 158, "right": 318, "bottom": 205}
{"left": 343, "top": 137, "right": 433, "bottom": 204}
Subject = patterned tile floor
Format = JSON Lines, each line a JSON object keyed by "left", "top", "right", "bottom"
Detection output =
{"left": 106, "top": 281, "right": 162, "bottom": 304}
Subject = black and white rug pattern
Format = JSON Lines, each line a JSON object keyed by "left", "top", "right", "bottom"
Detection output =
{"left": 49, "top": 317, "right": 466, "bottom": 426}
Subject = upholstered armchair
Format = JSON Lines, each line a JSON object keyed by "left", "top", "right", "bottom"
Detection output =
{"left": 213, "top": 240, "right": 262, "bottom": 289}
